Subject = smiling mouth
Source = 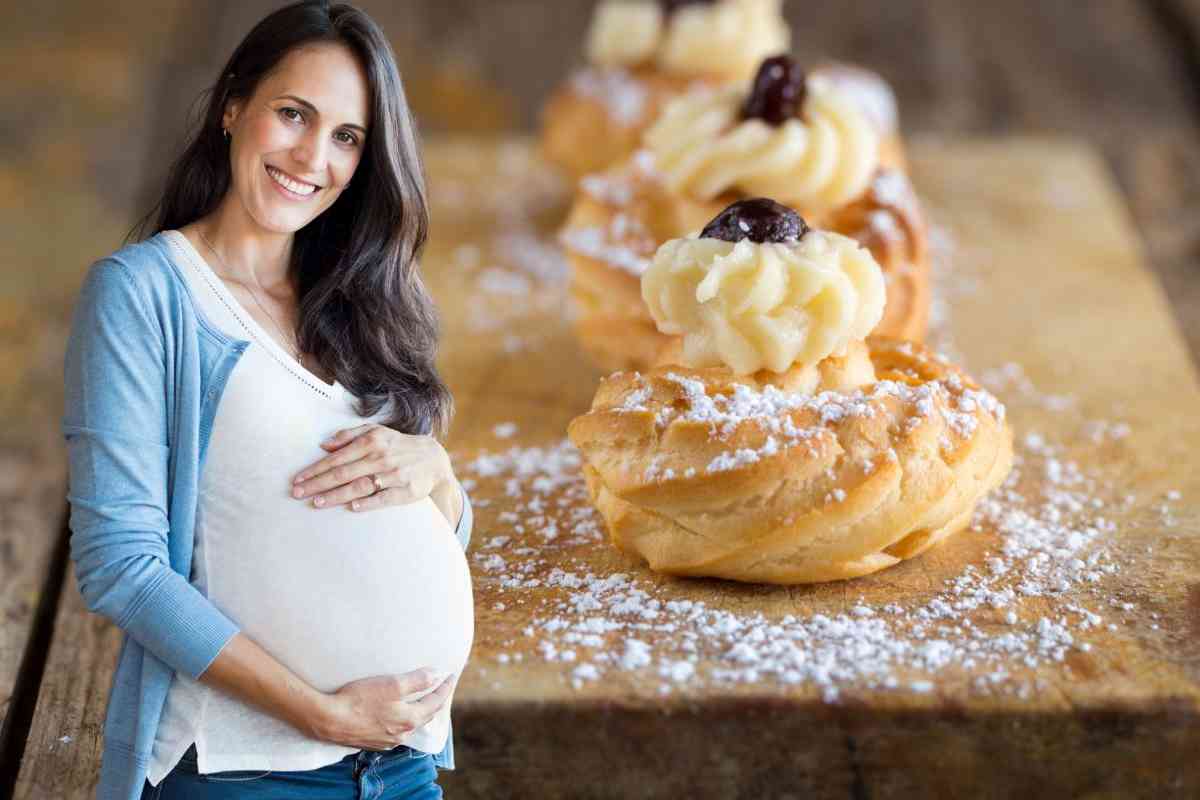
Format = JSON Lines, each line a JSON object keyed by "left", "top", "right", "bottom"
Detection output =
{"left": 265, "top": 164, "right": 322, "bottom": 197}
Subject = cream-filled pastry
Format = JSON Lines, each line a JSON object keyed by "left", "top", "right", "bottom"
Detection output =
{"left": 642, "top": 199, "right": 885, "bottom": 374}
{"left": 568, "top": 200, "right": 1013, "bottom": 584}
{"left": 541, "top": 0, "right": 790, "bottom": 179}
{"left": 559, "top": 56, "right": 929, "bottom": 372}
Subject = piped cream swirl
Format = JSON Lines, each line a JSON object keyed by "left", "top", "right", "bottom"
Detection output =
{"left": 644, "top": 80, "right": 881, "bottom": 213}
{"left": 586, "top": 3, "right": 664, "bottom": 67}
{"left": 641, "top": 229, "right": 885, "bottom": 376}
{"left": 585, "top": 0, "right": 789, "bottom": 80}
{"left": 658, "top": 0, "right": 790, "bottom": 78}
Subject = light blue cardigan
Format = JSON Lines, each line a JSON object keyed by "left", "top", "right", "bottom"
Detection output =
{"left": 61, "top": 231, "right": 473, "bottom": 800}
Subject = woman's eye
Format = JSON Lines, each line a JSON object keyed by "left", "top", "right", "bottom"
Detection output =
{"left": 280, "top": 107, "right": 303, "bottom": 122}
{"left": 336, "top": 131, "right": 359, "bottom": 146}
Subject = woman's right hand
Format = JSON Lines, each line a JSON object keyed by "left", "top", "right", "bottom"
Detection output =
{"left": 310, "top": 668, "right": 458, "bottom": 751}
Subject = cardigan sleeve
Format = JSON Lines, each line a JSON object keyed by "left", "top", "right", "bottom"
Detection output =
{"left": 62, "top": 257, "right": 240, "bottom": 681}
{"left": 453, "top": 479, "right": 473, "bottom": 552}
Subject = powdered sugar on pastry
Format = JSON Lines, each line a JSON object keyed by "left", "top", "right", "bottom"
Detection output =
{"left": 650, "top": 369, "right": 1006, "bottom": 445}
{"left": 559, "top": 213, "right": 655, "bottom": 277}
{"left": 568, "top": 68, "right": 650, "bottom": 127}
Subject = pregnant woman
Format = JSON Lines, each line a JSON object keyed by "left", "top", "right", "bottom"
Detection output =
{"left": 60, "top": 3, "right": 475, "bottom": 798}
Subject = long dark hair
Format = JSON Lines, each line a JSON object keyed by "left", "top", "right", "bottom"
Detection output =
{"left": 130, "top": 0, "right": 452, "bottom": 438}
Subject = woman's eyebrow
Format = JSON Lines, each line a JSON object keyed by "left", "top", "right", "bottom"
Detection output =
{"left": 276, "top": 93, "right": 367, "bottom": 134}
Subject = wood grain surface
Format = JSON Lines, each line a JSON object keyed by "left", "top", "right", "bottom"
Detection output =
{"left": 431, "top": 136, "right": 1200, "bottom": 797}
{"left": 16, "top": 136, "right": 1200, "bottom": 798}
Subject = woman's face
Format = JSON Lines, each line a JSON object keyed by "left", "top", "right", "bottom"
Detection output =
{"left": 223, "top": 42, "right": 370, "bottom": 235}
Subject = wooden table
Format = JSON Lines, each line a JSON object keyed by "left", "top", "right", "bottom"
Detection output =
{"left": 3, "top": 1, "right": 1200, "bottom": 798}
{"left": 13, "top": 135, "right": 1199, "bottom": 798}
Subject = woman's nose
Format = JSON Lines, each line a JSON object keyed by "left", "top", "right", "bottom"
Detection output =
{"left": 292, "top": 129, "right": 330, "bottom": 172}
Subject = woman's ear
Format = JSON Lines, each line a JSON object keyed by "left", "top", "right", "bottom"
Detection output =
{"left": 222, "top": 99, "right": 243, "bottom": 133}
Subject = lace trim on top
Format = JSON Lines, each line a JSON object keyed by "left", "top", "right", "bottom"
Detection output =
{"left": 164, "top": 230, "right": 345, "bottom": 403}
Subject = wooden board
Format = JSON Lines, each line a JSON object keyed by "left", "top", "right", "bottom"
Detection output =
{"left": 0, "top": 291, "right": 72, "bottom": 789}
{"left": 11, "top": 561, "right": 117, "bottom": 800}
{"left": 424, "top": 136, "right": 1200, "bottom": 797}
{"left": 16, "top": 137, "right": 1200, "bottom": 797}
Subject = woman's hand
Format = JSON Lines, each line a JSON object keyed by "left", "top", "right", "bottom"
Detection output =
{"left": 310, "top": 668, "right": 458, "bottom": 751}
{"left": 290, "top": 424, "right": 461, "bottom": 523}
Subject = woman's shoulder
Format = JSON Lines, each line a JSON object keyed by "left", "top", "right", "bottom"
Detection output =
{"left": 84, "top": 231, "right": 186, "bottom": 307}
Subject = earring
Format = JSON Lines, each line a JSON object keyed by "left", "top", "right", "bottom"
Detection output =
{"left": 223, "top": 127, "right": 230, "bottom": 141}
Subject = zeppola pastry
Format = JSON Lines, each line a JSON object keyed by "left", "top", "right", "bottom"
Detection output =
{"left": 567, "top": 200, "right": 1012, "bottom": 584}
{"left": 541, "top": 0, "right": 790, "bottom": 179}
{"left": 561, "top": 55, "right": 929, "bottom": 372}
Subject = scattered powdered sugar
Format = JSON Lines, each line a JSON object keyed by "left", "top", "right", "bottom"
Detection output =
{"left": 980, "top": 362, "right": 1077, "bottom": 414}
{"left": 454, "top": 222, "right": 573, "bottom": 339}
{"left": 476, "top": 267, "right": 532, "bottom": 296}
{"left": 924, "top": 224, "right": 979, "bottom": 364}
{"left": 428, "top": 139, "right": 566, "bottom": 224}
{"left": 493, "top": 230, "right": 571, "bottom": 285}
{"left": 464, "top": 441, "right": 601, "bottom": 548}
{"left": 492, "top": 422, "right": 518, "bottom": 439}
{"left": 569, "top": 67, "right": 648, "bottom": 127}
{"left": 438, "top": 141, "right": 1171, "bottom": 706}
{"left": 458, "top": 357, "right": 1142, "bottom": 701}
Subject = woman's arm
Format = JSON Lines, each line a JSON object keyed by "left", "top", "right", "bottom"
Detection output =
{"left": 431, "top": 478, "right": 473, "bottom": 551}
{"left": 63, "top": 257, "right": 239, "bottom": 679}
{"left": 200, "top": 633, "right": 454, "bottom": 748}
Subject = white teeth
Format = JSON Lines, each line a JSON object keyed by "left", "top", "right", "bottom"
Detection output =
{"left": 267, "top": 166, "right": 318, "bottom": 196}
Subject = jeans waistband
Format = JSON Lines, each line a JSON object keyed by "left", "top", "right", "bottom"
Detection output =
{"left": 177, "top": 741, "right": 424, "bottom": 773}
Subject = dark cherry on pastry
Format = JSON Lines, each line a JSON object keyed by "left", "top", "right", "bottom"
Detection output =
{"left": 741, "top": 54, "right": 806, "bottom": 125}
{"left": 660, "top": 0, "right": 715, "bottom": 14}
{"left": 699, "top": 198, "right": 810, "bottom": 244}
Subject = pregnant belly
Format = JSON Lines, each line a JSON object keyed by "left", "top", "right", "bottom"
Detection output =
{"left": 197, "top": 491, "right": 475, "bottom": 693}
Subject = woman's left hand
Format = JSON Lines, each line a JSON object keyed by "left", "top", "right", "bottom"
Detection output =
{"left": 290, "top": 424, "right": 459, "bottom": 520}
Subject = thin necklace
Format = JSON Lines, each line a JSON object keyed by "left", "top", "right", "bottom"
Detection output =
{"left": 197, "top": 228, "right": 307, "bottom": 371}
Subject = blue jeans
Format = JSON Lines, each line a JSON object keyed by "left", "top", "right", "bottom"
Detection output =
{"left": 141, "top": 743, "right": 443, "bottom": 799}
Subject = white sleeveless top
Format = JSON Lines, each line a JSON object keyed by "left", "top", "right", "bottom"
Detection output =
{"left": 147, "top": 230, "right": 475, "bottom": 784}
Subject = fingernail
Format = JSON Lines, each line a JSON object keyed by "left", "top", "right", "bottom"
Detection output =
{"left": 293, "top": 474, "right": 304, "bottom": 484}
{"left": 350, "top": 501, "right": 359, "bottom": 511}
{"left": 292, "top": 487, "right": 304, "bottom": 498}
{"left": 314, "top": 496, "right": 324, "bottom": 507}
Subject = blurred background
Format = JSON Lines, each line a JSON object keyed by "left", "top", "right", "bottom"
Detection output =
{"left": 3, "top": 2, "right": 1199, "bottom": 406}
{"left": 2, "top": 0, "right": 1200, "bottom": 791}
